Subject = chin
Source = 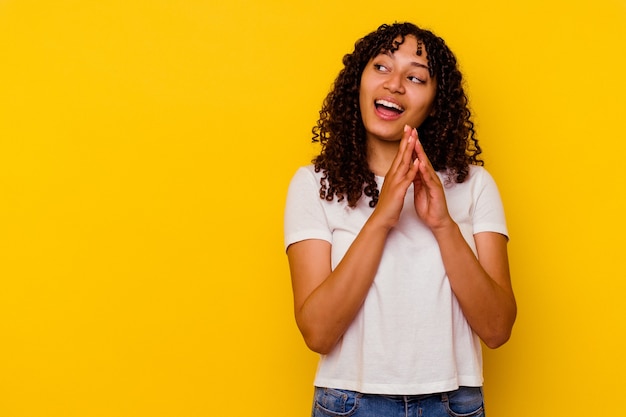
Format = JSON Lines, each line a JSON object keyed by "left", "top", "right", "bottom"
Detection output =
{"left": 369, "top": 127, "right": 404, "bottom": 142}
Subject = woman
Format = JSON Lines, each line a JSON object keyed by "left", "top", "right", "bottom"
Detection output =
{"left": 284, "top": 22, "right": 516, "bottom": 417}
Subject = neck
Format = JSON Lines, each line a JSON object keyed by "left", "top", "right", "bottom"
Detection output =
{"left": 366, "top": 137, "right": 401, "bottom": 177}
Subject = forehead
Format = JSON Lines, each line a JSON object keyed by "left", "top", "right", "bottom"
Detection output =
{"left": 377, "top": 36, "right": 428, "bottom": 62}
{"left": 377, "top": 35, "right": 425, "bottom": 58}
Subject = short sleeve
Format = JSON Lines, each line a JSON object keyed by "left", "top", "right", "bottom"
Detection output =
{"left": 284, "top": 166, "right": 333, "bottom": 251}
{"left": 472, "top": 167, "right": 509, "bottom": 239}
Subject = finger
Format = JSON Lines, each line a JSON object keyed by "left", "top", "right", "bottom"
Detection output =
{"left": 402, "top": 127, "right": 419, "bottom": 173}
{"left": 413, "top": 136, "right": 439, "bottom": 178}
{"left": 408, "top": 136, "right": 421, "bottom": 176}
{"left": 390, "top": 125, "right": 414, "bottom": 174}
{"left": 413, "top": 132, "right": 433, "bottom": 169}
{"left": 412, "top": 134, "right": 442, "bottom": 187}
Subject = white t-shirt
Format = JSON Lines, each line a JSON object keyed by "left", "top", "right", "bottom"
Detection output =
{"left": 284, "top": 164, "right": 508, "bottom": 395}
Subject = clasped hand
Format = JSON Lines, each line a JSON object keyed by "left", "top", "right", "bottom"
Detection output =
{"left": 374, "top": 125, "right": 453, "bottom": 231}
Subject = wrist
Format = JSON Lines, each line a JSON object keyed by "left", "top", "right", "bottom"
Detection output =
{"left": 365, "top": 209, "right": 397, "bottom": 234}
{"left": 429, "top": 216, "right": 458, "bottom": 239}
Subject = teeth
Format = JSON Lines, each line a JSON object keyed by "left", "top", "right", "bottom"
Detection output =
{"left": 375, "top": 99, "right": 404, "bottom": 111}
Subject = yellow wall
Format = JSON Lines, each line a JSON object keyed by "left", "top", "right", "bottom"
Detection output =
{"left": 1, "top": 0, "right": 624, "bottom": 415}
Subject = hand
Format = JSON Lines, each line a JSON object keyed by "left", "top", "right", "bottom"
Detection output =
{"left": 370, "top": 125, "right": 420, "bottom": 230}
{"left": 412, "top": 131, "right": 454, "bottom": 230}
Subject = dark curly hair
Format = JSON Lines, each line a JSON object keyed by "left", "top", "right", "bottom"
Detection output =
{"left": 312, "top": 22, "right": 483, "bottom": 208}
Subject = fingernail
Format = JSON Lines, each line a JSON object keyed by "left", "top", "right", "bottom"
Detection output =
{"left": 404, "top": 124, "right": 410, "bottom": 133}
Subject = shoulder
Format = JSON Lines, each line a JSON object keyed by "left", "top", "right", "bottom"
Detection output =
{"left": 443, "top": 165, "right": 504, "bottom": 212}
{"left": 290, "top": 164, "right": 321, "bottom": 183}
{"left": 467, "top": 164, "right": 494, "bottom": 182}
{"left": 284, "top": 165, "right": 334, "bottom": 249}
{"left": 457, "top": 165, "right": 500, "bottom": 192}
{"left": 287, "top": 164, "right": 321, "bottom": 194}
{"left": 442, "top": 165, "right": 495, "bottom": 191}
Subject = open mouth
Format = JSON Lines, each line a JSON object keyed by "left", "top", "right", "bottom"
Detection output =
{"left": 375, "top": 99, "right": 405, "bottom": 116}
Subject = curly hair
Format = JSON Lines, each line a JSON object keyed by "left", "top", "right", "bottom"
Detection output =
{"left": 312, "top": 22, "right": 483, "bottom": 208}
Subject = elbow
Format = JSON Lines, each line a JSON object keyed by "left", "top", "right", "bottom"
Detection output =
{"left": 482, "top": 310, "right": 517, "bottom": 349}
{"left": 304, "top": 337, "right": 335, "bottom": 355}
{"left": 301, "top": 328, "right": 338, "bottom": 355}
{"left": 482, "top": 329, "right": 512, "bottom": 349}
{"left": 297, "top": 318, "right": 339, "bottom": 355}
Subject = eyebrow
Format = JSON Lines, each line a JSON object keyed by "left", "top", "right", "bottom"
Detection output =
{"left": 384, "top": 50, "right": 430, "bottom": 70}
{"left": 410, "top": 61, "right": 429, "bottom": 70}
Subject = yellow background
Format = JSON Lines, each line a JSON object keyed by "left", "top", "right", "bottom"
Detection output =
{"left": 1, "top": 0, "right": 625, "bottom": 415}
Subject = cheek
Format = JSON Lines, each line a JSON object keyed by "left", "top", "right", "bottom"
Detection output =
{"left": 358, "top": 87, "right": 371, "bottom": 114}
{"left": 418, "top": 94, "right": 437, "bottom": 118}
{"left": 408, "top": 105, "right": 433, "bottom": 127}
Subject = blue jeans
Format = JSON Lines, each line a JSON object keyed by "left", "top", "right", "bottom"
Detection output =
{"left": 312, "top": 386, "right": 484, "bottom": 417}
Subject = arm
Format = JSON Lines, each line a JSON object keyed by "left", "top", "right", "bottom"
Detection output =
{"left": 431, "top": 227, "right": 516, "bottom": 348}
{"left": 288, "top": 126, "right": 420, "bottom": 354}
{"left": 412, "top": 136, "right": 517, "bottom": 348}
{"left": 287, "top": 222, "right": 389, "bottom": 354}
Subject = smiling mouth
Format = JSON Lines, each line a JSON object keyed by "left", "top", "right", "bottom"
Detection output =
{"left": 375, "top": 99, "right": 405, "bottom": 115}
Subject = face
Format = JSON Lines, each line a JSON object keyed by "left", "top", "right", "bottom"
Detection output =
{"left": 359, "top": 35, "right": 437, "bottom": 144}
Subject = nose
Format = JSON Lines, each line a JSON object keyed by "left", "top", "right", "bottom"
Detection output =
{"left": 383, "top": 73, "right": 405, "bottom": 94}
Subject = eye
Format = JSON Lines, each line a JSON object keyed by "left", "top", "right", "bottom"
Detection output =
{"left": 373, "top": 63, "right": 390, "bottom": 73}
{"left": 408, "top": 75, "right": 426, "bottom": 84}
